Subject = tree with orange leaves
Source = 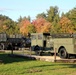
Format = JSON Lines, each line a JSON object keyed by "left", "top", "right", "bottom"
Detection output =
{"left": 59, "top": 16, "right": 74, "bottom": 33}
{"left": 19, "top": 18, "right": 31, "bottom": 35}
{"left": 19, "top": 18, "right": 36, "bottom": 36}
{"left": 32, "top": 17, "right": 52, "bottom": 33}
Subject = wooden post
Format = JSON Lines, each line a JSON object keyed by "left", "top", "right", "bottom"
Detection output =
{"left": 54, "top": 48, "right": 57, "bottom": 62}
{"left": 30, "top": 47, "right": 31, "bottom": 56}
{"left": 11, "top": 44, "right": 13, "bottom": 55}
{"left": 11, "top": 49, "right": 13, "bottom": 55}
{"left": 22, "top": 48, "right": 24, "bottom": 55}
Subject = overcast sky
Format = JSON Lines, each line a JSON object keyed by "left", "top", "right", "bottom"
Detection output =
{"left": 0, "top": 0, "right": 76, "bottom": 21}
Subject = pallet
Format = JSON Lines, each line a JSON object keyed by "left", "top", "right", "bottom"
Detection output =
{"left": 55, "top": 59, "right": 76, "bottom": 63}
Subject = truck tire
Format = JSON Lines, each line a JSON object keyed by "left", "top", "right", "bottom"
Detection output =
{"left": 34, "top": 45, "right": 40, "bottom": 51}
{"left": 0, "top": 43, "right": 5, "bottom": 50}
{"left": 59, "top": 48, "right": 68, "bottom": 58}
{"left": 34, "top": 46, "right": 42, "bottom": 56}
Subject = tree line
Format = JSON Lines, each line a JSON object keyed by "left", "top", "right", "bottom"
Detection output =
{"left": 0, "top": 6, "right": 76, "bottom": 36}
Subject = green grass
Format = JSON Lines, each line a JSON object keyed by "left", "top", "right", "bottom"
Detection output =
{"left": 0, "top": 53, "right": 76, "bottom": 75}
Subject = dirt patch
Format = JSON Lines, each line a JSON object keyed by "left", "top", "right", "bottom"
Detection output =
{"left": 27, "top": 69, "right": 42, "bottom": 73}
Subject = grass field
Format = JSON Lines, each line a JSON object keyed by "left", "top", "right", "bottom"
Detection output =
{"left": 0, "top": 53, "right": 76, "bottom": 75}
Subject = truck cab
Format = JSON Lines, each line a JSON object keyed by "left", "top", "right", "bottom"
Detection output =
{"left": 31, "top": 33, "right": 51, "bottom": 55}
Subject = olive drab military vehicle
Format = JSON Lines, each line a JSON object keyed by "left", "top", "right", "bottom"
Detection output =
{"left": 31, "top": 33, "right": 76, "bottom": 58}
{"left": 0, "top": 33, "right": 30, "bottom": 50}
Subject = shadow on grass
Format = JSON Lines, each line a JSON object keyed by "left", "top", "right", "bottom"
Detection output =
{"left": 59, "top": 63, "right": 76, "bottom": 68}
{"left": 26, "top": 59, "right": 76, "bottom": 69}
{"left": 0, "top": 53, "right": 35, "bottom": 64}
{"left": 0, "top": 53, "right": 76, "bottom": 69}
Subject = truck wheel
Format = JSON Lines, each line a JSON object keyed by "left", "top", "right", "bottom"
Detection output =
{"left": 0, "top": 43, "right": 5, "bottom": 50}
{"left": 59, "top": 48, "right": 67, "bottom": 58}
{"left": 34, "top": 46, "right": 42, "bottom": 56}
{"left": 35, "top": 51, "right": 43, "bottom": 56}
{"left": 34, "top": 46, "right": 40, "bottom": 51}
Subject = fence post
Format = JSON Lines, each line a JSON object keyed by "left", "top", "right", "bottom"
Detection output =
{"left": 30, "top": 47, "right": 31, "bottom": 56}
{"left": 54, "top": 48, "right": 57, "bottom": 62}
{"left": 11, "top": 44, "right": 13, "bottom": 55}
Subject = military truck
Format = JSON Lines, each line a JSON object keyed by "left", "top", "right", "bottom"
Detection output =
{"left": 0, "top": 33, "right": 29, "bottom": 50}
{"left": 31, "top": 33, "right": 76, "bottom": 58}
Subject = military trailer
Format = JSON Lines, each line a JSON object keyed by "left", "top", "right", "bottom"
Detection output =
{"left": 0, "top": 33, "right": 7, "bottom": 50}
{"left": 0, "top": 33, "right": 27, "bottom": 50}
{"left": 31, "top": 33, "right": 76, "bottom": 58}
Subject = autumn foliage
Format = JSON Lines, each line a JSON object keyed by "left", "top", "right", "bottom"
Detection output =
{"left": 19, "top": 17, "right": 52, "bottom": 35}
{"left": 19, "top": 19, "right": 31, "bottom": 35}
{"left": 59, "top": 16, "right": 74, "bottom": 33}
{"left": 0, "top": 6, "right": 76, "bottom": 35}
{"left": 32, "top": 17, "right": 52, "bottom": 33}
